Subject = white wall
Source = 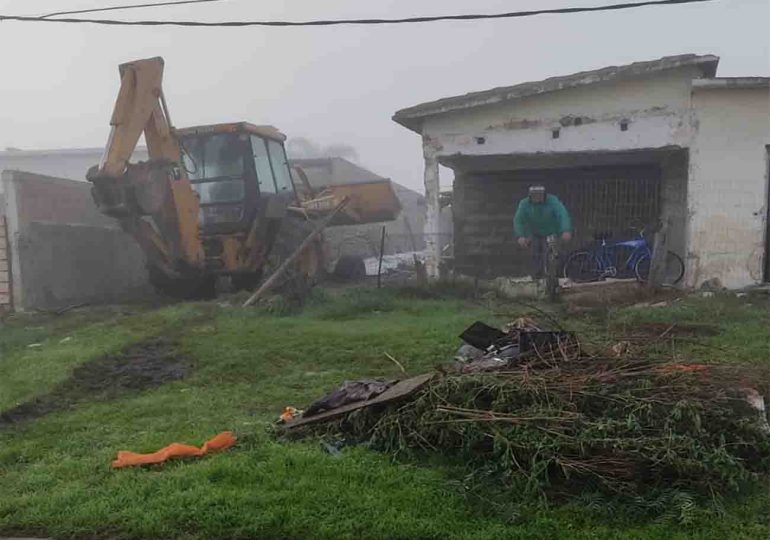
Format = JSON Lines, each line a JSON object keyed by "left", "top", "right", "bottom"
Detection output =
{"left": 422, "top": 68, "right": 701, "bottom": 159}
{"left": 687, "top": 86, "right": 770, "bottom": 288}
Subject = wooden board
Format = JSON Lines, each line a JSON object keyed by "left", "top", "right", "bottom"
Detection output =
{"left": 284, "top": 373, "right": 434, "bottom": 430}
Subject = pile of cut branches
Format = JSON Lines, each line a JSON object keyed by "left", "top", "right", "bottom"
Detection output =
{"left": 323, "top": 350, "right": 770, "bottom": 509}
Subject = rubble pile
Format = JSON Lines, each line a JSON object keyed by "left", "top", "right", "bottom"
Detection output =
{"left": 286, "top": 319, "right": 770, "bottom": 508}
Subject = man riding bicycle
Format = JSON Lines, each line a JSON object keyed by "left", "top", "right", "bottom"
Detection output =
{"left": 514, "top": 186, "right": 573, "bottom": 279}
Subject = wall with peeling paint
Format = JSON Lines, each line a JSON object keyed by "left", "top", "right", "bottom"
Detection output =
{"left": 422, "top": 68, "right": 701, "bottom": 158}
{"left": 687, "top": 86, "right": 770, "bottom": 288}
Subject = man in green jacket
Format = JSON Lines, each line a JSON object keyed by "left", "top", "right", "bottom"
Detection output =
{"left": 514, "top": 186, "right": 573, "bottom": 278}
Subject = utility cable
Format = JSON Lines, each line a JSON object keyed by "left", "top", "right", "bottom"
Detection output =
{"left": 40, "top": 0, "right": 225, "bottom": 19}
{"left": 2, "top": 0, "right": 715, "bottom": 28}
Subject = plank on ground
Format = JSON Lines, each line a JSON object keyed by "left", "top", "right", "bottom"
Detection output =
{"left": 284, "top": 373, "right": 434, "bottom": 430}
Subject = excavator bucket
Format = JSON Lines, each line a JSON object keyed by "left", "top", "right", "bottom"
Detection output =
{"left": 296, "top": 179, "right": 401, "bottom": 226}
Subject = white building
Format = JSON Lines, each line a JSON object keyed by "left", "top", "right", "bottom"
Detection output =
{"left": 394, "top": 54, "right": 770, "bottom": 289}
{"left": 0, "top": 147, "right": 149, "bottom": 187}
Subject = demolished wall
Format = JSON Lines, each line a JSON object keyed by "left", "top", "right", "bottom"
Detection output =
{"left": 0, "top": 170, "right": 151, "bottom": 311}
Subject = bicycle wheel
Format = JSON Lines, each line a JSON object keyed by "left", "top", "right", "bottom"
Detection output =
{"left": 545, "top": 247, "right": 560, "bottom": 301}
{"left": 563, "top": 251, "right": 602, "bottom": 283}
{"left": 634, "top": 251, "right": 685, "bottom": 285}
{"left": 610, "top": 245, "right": 637, "bottom": 279}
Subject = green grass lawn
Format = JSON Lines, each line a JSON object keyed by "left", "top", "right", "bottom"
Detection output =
{"left": 0, "top": 287, "right": 768, "bottom": 539}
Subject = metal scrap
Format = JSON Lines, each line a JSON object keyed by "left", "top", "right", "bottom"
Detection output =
{"left": 455, "top": 320, "right": 578, "bottom": 373}
{"left": 283, "top": 373, "right": 434, "bottom": 430}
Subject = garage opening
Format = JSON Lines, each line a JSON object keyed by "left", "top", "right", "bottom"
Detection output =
{"left": 447, "top": 149, "right": 687, "bottom": 279}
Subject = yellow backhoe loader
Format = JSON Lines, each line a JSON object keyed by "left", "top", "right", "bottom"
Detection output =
{"left": 87, "top": 57, "right": 400, "bottom": 298}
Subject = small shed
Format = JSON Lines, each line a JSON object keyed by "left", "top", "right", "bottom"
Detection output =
{"left": 394, "top": 54, "right": 770, "bottom": 289}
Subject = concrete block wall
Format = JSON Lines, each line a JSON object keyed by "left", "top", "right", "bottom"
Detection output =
{"left": 1, "top": 170, "right": 152, "bottom": 311}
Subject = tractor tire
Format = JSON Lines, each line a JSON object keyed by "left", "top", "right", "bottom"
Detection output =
{"left": 231, "top": 271, "right": 263, "bottom": 292}
{"left": 147, "top": 265, "right": 216, "bottom": 300}
{"left": 333, "top": 255, "right": 367, "bottom": 281}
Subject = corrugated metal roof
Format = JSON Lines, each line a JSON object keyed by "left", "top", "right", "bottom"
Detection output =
{"left": 393, "top": 54, "right": 720, "bottom": 133}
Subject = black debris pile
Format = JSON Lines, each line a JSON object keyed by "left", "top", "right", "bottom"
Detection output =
{"left": 452, "top": 318, "right": 579, "bottom": 373}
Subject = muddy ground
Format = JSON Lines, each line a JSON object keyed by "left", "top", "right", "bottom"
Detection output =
{"left": 616, "top": 321, "right": 722, "bottom": 338}
{"left": 0, "top": 339, "right": 191, "bottom": 426}
{"left": 562, "top": 281, "right": 684, "bottom": 309}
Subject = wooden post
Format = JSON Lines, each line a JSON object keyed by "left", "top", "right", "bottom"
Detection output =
{"left": 647, "top": 218, "right": 669, "bottom": 288}
{"left": 243, "top": 197, "right": 349, "bottom": 307}
{"left": 422, "top": 150, "right": 441, "bottom": 278}
{"left": 377, "top": 226, "right": 386, "bottom": 289}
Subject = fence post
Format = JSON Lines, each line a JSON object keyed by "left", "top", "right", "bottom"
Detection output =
{"left": 377, "top": 226, "right": 387, "bottom": 289}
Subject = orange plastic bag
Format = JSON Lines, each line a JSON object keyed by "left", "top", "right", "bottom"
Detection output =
{"left": 112, "top": 431, "right": 236, "bottom": 468}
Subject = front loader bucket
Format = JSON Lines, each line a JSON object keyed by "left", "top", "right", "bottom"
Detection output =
{"left": 299, "top": 180, "right": 401, "bottom": 226}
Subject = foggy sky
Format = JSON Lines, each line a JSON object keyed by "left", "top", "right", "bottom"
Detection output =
{"left": 0, "top": 0, "right": 767, "bottom": 192}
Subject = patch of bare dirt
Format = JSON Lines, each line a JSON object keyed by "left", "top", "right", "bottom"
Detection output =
{"left": 0, "top": 339, "right": 191, "bottom": 426}
{"left": 562, "top": 281, "right": 683, "bottom": 309}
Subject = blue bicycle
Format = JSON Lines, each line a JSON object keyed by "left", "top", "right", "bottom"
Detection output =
{"left": 563, "top": 227, "right": 684, "bottom": 285}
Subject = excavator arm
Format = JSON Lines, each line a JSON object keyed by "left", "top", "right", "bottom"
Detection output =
{"left": 87, "top": 57, "right": 203, "bottom": 277}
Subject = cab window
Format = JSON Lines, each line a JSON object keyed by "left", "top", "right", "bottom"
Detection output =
{"left": 251, "top": 136, "right": 277, "bottom": 194}
{"left": 192, "top": 180, "right": 245, "bottom": 204}
{"left": 267, "top": 140, "right": 293, "bottom": 194}
{"left": 182, "top": 133, "right": 245, "bottom": 181}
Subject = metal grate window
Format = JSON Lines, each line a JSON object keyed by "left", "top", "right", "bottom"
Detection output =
{"left": 454, "top": 165, "right": 662, "bottom": 277}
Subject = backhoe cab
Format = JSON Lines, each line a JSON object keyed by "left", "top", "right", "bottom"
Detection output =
{"left": 176, "top": 123, "right": 299, "bottom": 288}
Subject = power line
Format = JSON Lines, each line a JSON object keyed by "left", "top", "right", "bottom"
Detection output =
{"left": 2, "top": 0, "right": 715, "bottom": 28}
{"left": 40, "top": 0, "right": 225, "bottom": 19}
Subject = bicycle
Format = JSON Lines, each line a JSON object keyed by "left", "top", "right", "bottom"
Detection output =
{"left": 562, "top": 228, "right": 684, "bottom": 286}
{"left": 520, "top": 235, "right": 561, "bottom": 301}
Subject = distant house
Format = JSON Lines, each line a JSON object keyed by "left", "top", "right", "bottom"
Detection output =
{"left": 0, "top": 147, "right": 149, "bottom": 189}
{"left": 290, "top": 157, "right": 428, "bottom": 262}
{"left": 394, "top": 54, "right": 770, "bottom": 288}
